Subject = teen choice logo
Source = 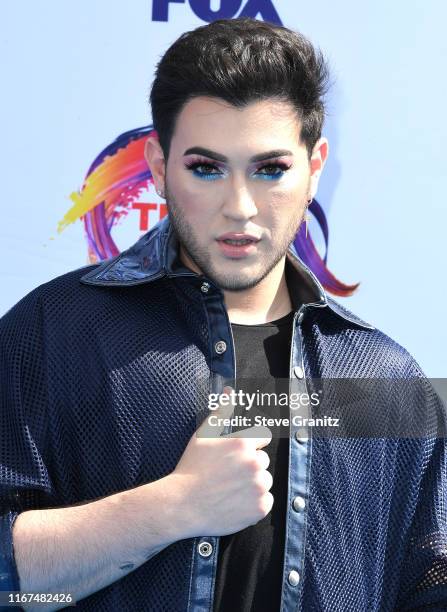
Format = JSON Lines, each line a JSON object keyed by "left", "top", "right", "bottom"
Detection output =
{"left": 58, "top": 126, "right": 166, "bottom": 263}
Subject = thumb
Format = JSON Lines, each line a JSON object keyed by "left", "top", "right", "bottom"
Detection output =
{"left": 197, "top": 386, "right": 236, "bottom": 438}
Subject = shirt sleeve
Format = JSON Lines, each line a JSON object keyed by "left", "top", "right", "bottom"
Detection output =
{"left": 0, "top": 288, "right": 55, "bottom": 595}
{"left": 0, "top": 511, "right": 21, "bottom": 591}
{"left": 395, "top": 374, "right": 447, "bottom": 610}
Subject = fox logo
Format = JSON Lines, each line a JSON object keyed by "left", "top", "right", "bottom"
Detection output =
{"left": 152, "top": 0, "right": 282, "bottom": 24}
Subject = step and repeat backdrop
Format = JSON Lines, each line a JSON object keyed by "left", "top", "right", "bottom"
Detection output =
{"left": 1, "top": 1, "right": 445, "bottom": 375}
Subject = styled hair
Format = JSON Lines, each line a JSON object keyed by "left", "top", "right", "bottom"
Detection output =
{"left": 65, "top": 19, "right": 357, "bottom": 295}
{"left": 149, "top": 17, "right": 330, "bottom": 160}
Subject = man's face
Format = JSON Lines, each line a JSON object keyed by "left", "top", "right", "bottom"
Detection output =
{"left": 150, "top": 96, "right": 326, "bottom": 291}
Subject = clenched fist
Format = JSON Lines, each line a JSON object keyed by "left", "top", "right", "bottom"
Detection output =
{"left": 169, "top": 386, "right": 273, "bottom": 538}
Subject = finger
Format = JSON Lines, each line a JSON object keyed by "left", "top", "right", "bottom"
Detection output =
{"left": 258, "top": 468, "right": 273, "bottom": 492}
{"left": 222, "top": 425, "right": 272, "bottom": 448}
{"left": 255, "top": 429, "right": 273, "bottom": 449}
{"left": 255, "top": 449, "right": 270, "bottom": 471}
{"left": 197, "top": 386, "right": 236, "bottom": 438}
{"left": 262, "top": 491, "right": 274, "bottom": 515}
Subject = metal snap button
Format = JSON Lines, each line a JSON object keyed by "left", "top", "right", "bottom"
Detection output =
{"left": 198, "top": 541, "right": 213, "bottom": 557}
{"left": 200, "top": 282, "right": 210, "bottom": 293}
{"left": 288, "top": 570, "right": 300, "bottom": 586}
{"left": 293, "top": 366, "right": 304, "bottom": 379}
{"left": 295, "top": 429, "right": 308, "bottom": 443}
{"left": 292, "top": 496, "right": 306, "bottom": 512}
{"left": 214, "top": 340, "right": 227, "bottom": 354}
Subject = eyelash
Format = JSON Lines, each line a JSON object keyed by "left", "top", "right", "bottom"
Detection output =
{"left": 184, "top": 161, "right": 292, "bottom": 182}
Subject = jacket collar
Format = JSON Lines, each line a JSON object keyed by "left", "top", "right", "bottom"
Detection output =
{"left": 80, "top": 215, "right": 375, "bottom": 330}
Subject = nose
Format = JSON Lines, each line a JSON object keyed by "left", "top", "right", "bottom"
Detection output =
{"left": 221, "top": 181, "right": 258, "bottom": 221}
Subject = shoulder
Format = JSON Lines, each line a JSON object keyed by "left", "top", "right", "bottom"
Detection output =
{"left": 320, "top": 298, "right": 446, "bottom": 432}
{"left": 322, "top": 295, "right": 426, "bottom": 379}
{"left": 1, "top": 264, "right": 98, "bottom": 324}
{"left": 0, "top": 262, "right": 173, "bottom": 350}
{"left": 0, "top": 263, "right": 122, "bottom": 349}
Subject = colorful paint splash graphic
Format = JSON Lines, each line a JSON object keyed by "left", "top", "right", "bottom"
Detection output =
{"left": 60, "top": 124, "right": 359, "bottom": 296}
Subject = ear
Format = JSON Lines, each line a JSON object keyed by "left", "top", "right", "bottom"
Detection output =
{"left": 144, "top": 134, "right": 166, "bottom": 193}
{"left": 309, "top": 137, "right": 329, "bottom": 200}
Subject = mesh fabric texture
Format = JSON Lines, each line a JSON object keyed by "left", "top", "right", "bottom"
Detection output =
{"left": 0, "top": 265, "right": 446, "bottom": 611}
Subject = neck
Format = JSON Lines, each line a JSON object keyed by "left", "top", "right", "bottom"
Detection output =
{"left": 223, "top": 257, "right": 292, "bottom": 325}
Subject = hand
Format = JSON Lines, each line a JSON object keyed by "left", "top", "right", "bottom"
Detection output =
{"left": 169, "top": 386, "right": 273, "bottom": 538}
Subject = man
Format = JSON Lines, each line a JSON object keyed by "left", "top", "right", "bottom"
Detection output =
{"left": 1, "top": 17, "right": 446, "bottom": 612}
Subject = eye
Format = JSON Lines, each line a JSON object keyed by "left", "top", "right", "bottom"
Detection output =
{"left": 185, "top": 161, "right": 223, "bottom": 181}
{"left": 184, "top": 160, "right": 291, "bottom": 182}
{"left": 255, "top": 163, "right": 291, "bottom": 180}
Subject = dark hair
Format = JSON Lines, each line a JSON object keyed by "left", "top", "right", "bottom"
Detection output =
{"left": 149, "top": 17, "right": 330, "bottom": 160}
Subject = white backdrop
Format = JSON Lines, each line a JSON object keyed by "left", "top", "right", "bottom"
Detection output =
{"left": 1, "top": 1, "right": 445, "bottom": 376}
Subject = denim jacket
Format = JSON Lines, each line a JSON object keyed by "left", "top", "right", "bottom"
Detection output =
{"left": 0, "top": 215, "right": 446, "bottom": 611}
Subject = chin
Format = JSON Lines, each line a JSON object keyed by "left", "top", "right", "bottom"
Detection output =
{"left": 211, "top": 270, "right": 264, "bottom": 292}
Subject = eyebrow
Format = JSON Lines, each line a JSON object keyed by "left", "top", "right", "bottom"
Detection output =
{"left": 183, "top": 146, "right": 293, "bottom": 163}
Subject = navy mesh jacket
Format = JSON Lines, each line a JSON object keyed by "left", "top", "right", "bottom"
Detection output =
{"left": 1, "top": 214, "right": 446, "bottom": 611}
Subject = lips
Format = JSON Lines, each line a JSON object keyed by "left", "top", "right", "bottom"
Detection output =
{"left": 216, "top": 232, "right": 260, "bottom": 242}
{"left": 215, "top": 232, "right": 261, "bottom": 259}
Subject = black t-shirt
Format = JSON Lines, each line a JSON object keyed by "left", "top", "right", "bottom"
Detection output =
{"left": 213, "top": 310, "right": 294, "bottom": 611}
